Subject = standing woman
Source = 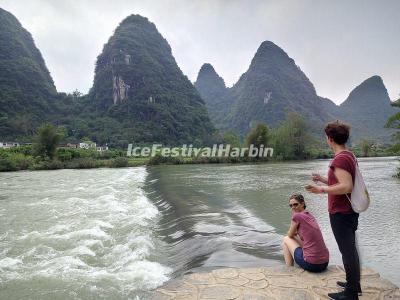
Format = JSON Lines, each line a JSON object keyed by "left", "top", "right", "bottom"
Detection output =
{"left": 282, "top": 194, "right": 329, "bottom": 273}
{"left": 307, "top": 121, "right": 362, "bottom": 300}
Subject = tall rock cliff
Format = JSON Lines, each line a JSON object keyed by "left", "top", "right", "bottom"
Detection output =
{"left": 0, "top": 7, "right": 57, "bottom": 138}
{"left": 89, "top": 15, "right": 215, "bottom": 145}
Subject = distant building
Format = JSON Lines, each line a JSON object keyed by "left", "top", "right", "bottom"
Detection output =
{"left": 0, "top": 142, "right": 20, "bottom": 149}
{"left": 96, "top": 146, "right": 109, "bottom": 152}
{"left": 58, "top": 143, "right": 79, "bottom": 149}
{"left": 67, "top": 143, "right": 79, "bottom": 149}
{"left": 79, "top": 142, "right": 97, "bottom": 149}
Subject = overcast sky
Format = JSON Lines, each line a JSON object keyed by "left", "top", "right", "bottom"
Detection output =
{"left": 1, "top": 0, "right": 399, "bottom": 104}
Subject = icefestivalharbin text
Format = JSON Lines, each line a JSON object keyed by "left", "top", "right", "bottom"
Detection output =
{"left": 126, "top": 144, "right": 274, "bottom": 158}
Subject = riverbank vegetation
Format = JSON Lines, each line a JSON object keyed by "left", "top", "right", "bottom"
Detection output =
{"left": 385, "top": 97, "right": 400, "bottom": 177}
{"left": 0, "top": 123, "right": 147, "bottom": 171}
{"left": 0, "top": 143, "right": 149, "bottom": 172}
{"left": 1, "top": 115, "right": 399, "bottom": 172}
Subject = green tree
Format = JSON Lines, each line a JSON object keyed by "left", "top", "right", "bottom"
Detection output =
{"left": 223, "top": 131, "right": 241, "bottom": 148}
{"left": 246, "top": 123, "right": 269, "bottom": 149}
{"left": 386, "top": 97, "right": 400, "bottom": 177}
{"left": 359, "top": 139, "right": 374, "bottom": 157}
{"left": 271, "top": 112, "right": 311, "bottom": 160}
{"left": 33, "top": 123, "right": 62, "bottom": 159}
{"left": 71, "top": 89, "right": 83, "bottom": 99}
{"left": 386, "top": 97, "right": 400, "bottom": 141}
{"left": 56, "top": 125, "right": 68, "bottom": 139}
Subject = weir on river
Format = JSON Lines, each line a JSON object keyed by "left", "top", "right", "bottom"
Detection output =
{"left": 1, "top": 157, "right": 399, "bottom": 299}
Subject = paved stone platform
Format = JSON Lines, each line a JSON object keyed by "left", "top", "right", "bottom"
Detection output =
{"left": 151, "top": 265, "right": 399, "bottom": 299}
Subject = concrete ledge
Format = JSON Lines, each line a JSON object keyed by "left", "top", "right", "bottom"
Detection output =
{"left": 151, "top": 265, "right": 399, "bottom": 299}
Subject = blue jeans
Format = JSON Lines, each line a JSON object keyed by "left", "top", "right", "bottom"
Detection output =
{"left": 294, "top": 247, "right": 328, "bottom": 273}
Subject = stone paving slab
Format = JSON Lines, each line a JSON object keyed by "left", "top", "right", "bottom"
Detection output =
{"left": 151, "top": 265, "right": 399, "bottom": 300}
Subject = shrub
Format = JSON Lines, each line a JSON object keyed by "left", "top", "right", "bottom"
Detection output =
{"left": 0, "top": 152, "right": 34, "bottom": 171}
{"left": 0, "top": 156, "right": 17, "bottom": 171}
{"left": 30, "top": 159, "right": 64, "bottom": 170}
{"left": 8, "top": 145, "right": 33, "bottom": 156}
{"left": 148, "top": 154, "right": 182, "bottom": 165}
{"left": 13, "top": 153, "right": 34, "bottom": 170}
{"left": 57, "top": 148, "right": 74, "bottom": 161}
{"left": 109, "top": 157, "right": 129, "bottom": 168}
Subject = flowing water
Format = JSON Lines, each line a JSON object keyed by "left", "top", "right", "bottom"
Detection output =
{"left": 1, "top": 157, "right": 399, "bottom": 299}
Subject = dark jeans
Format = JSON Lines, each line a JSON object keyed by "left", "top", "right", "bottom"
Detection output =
{"left": 330, "top": 212, "right": 362, "bottom": 293}
{"left": 294, "top": 247, "right": 329, "bottom": 272}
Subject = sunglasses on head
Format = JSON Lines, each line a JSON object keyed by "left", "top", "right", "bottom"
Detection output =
{"left": 289, "top": 203, "right": 299, "bottom": 208}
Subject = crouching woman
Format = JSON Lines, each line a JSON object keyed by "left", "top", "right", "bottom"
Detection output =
{"left": 282, "top": 193, "right": 329, "bottom": 272}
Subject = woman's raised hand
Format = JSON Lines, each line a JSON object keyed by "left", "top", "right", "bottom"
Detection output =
{"left": 311, "top": 173, "right": 328, "bottom": 185}
{"left": 312, "top": 173, "right": 322, "bottom": 182}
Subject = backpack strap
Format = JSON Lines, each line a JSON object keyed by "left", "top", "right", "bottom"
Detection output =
{"left": 335, "top": 150, "right": 357, "bottom": 165}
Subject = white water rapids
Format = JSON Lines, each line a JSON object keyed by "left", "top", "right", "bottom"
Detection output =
{"left": 0, "top": 167, "right": 170, "bottom": 299}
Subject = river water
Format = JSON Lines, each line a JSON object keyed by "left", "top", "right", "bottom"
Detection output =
{"left": 0, "top": 157, "right": 399, "bottom": 299}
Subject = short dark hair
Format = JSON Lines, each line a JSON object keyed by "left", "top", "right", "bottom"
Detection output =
{"left": 289, "top": 193, "right": 306, "bottom": 209}
{"left": 324, "top": 121, "right": 350, "bottom": 145}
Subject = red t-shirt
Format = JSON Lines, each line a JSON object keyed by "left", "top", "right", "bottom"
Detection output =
{"left": 292, "top": 211, "right": 329, "bottom": 264}
{"left": 328, "top": 150, "right": 356, "bottom": 214}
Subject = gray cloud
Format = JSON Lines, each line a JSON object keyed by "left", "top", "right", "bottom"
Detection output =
{"left": 0, "top": 0, "right": 399, "bottom": 104}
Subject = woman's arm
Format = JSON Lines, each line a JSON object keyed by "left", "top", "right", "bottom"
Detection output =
{"left": 287, "top": 220, "right": 299, "bottom": 238}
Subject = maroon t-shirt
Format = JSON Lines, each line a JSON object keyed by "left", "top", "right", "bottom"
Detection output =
{"left": 292, "top": 211, "right": 329, "bottom": 264}
{"left": 328, "top": 150, "right": 356, "bottom": 214}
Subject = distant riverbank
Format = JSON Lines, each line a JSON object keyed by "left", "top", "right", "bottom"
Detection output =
{"left": 1, "top": 147, "right": 399, "bottom": 173}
